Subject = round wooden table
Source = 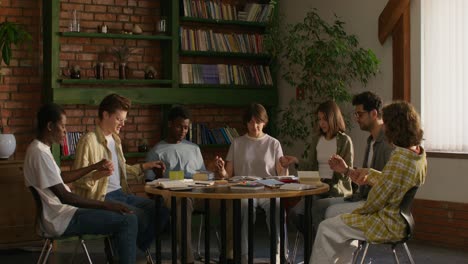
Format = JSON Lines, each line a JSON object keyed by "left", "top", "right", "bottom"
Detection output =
{"left": 145, "top": 183, "right": 329, "bottom": 264}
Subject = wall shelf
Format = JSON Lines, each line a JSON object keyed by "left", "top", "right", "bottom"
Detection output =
{"left": 52, "top": 87, "right": 278, "bottom": 106}
{"left": 180, "top": 17, "right": 268, "bottom": 27}
{"left": 59, "top": 79, "right": 173, "bottom": 85}
{"left": 180, "top": 50, "right": 270, "bottom": 59}
{"left": 60, "top": 32, "right": 173, "bottom": 41}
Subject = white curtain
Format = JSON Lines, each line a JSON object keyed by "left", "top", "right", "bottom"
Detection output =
{"left": 422, "top": 0, "right": 468, "bottom": 152}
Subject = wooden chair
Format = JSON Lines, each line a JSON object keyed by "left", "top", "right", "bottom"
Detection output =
{"left": 351, "top": 186, "right": 419, "bottom": 264}
{"left": 29, "top": 187, "right": 115, "bottom": 264}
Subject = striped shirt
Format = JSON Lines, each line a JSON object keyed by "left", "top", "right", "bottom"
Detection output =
{"left": 342, "top": 146, "right": 427, "bottom": 243}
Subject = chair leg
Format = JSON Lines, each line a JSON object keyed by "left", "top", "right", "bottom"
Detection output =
{"left": 80, "top": 239, "right": 93, "bottom": 264}
{"left": 37, "top": 239, "right": 52, "bottom": 264}
{"left": 402, "top": 242, "right": 415, "bottom": 264}
{"left": 196, "top": 215, "right": 204, "bottom": 260}
{"left": 359, "top": 242, "right": 369, "bottom": 264}
{"left": 291, "top": 231, "right": 301, "bottom": 264}
{"left": 351, "top": 241, "right": 363, "bottom": 264}
{"left": 391, "top": 244, "right": 400, "bottom": 264}
{"left": 146, "top": 249, "right": 155, "bottom": 264}
{"left": 104, "top": 236, "right": 115, "bottom": 264}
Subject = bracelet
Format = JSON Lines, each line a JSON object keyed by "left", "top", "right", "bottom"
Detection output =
{"left": 344, "top": 166, "right": 350, "bottom": 177}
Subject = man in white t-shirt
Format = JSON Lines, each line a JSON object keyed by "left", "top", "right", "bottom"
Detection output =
{"left": 25, "top": 103, "right": 138, "bottom": 264}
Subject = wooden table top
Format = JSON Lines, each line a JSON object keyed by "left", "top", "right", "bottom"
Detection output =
{"left": 144, "top": 183, "right": 329, "bottom": 200}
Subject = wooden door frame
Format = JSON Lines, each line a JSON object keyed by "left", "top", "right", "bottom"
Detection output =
{"left": 379, "top": 0, "right": 411, "bottom": 101}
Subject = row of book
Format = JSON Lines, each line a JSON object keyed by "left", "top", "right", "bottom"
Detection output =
{"left": 182, "top": 0, "right": 238, "bottom": 21}
{"left": 238, "top": 3, "right": 274, "bottom": 23}
{"left": 180, "top": 27, "right": 264, "bottom": 54}
{"left": 181, "top": 0, "right": 274, "bottom": 23}
{"left": 187, "top": 123, "right": 240, "bottom": 145}
{"left": 180, "top": 64, "right": 273, "bottom": 86}
{"left": 61, "top": 132, "right": 84, "bottom": 156}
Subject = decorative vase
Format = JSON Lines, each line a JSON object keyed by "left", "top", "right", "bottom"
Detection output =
{"left": 119, "top": 62, "right": 128, "bottom": 80}
{"left": 144, "top": 71, "right": 155, "bottom": 80}
{"left": 0, "top": 134, "right": 16, "bottom": 159}
{"left": 70, "top": 69, "right": 81, "bottom": 79}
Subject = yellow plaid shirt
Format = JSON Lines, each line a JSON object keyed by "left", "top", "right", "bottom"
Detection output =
{"left": 72, "top": 126, "right": 144, "bottom": 201}
{"left": 341, "top": 146, "right": 427, "bottom": 243}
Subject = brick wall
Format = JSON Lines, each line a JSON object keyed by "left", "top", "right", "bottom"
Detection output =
{"left": 413, "top": 199, "right": 468, "bottom": 249}
{"left": 59, "top": 0, "right": 165, "bottom": 80}
{"left": 0, "top": 0, "right": 43, "bottom": 160}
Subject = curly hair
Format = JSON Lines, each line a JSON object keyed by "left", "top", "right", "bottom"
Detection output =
{"left": 352, "top": 91, "right": 383, "bottom": 118}
{"left": 382, "top": 101, "right": 423, "bottom": 148}
{"left": 168, "top": 105, "right": 191, "bottom": 121}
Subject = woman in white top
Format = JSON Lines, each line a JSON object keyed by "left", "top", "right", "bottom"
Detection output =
{"left": 215, "top": 103, "right": 289, "bottom": 263}
{"left": 281, "top": 100, "right": 353, "bottom": 235}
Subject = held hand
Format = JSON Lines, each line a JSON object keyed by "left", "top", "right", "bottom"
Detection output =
{"left": 94, "top": 159, "right": 114, "bottom": 172}
{"left": 279, "top": 155, "right": 298, "bottom": 168}
{"left": 106, "top": 202, "right": 133, "bottom": 214}
{"left": 214, "top": 156, "right": 225, "bottom": 172}
{"left": 328, "top": 154, "right": 347, "bottom": 174}
{"left": 92, "top": 159, "right": 114, "bottom": 180}
{"left": 93, "top": 169, "right": 113, "bottom": 180}
{"left": 349, "top": 168, "right": 369, "bottom": 185}
{"left": 144, "top": 160, "right": 166, "bottom": 173}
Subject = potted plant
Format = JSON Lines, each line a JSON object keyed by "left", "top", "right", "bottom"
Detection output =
{"left": 0, "top": 20, "right": 32, "bottom": 159}
{"left": 111, "top": 45, "right": 135, "bottom": 79}
{"left": 0, "top": 20, "right": 32, "bottom": 82}
{"left": 144, "top": 65, "right": 157, "bottom": 79}
{"left": 70, "top": 64, "right": 81, "bottom": 79}
{"left": 267, "top": 9, "right": 379, "bottom": 156}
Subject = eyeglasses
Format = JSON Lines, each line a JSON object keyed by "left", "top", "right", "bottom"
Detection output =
{"left": 115, "top": 116, "right": 127, "bottom": 124}
{"left": 353, "top": 111, "right": 368, "bottom": 118}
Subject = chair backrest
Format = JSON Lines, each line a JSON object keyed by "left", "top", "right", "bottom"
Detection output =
{"left": 29, "top": 186, "right": 45, "bottom": 237}
{"left": 399, "top": 186, "right": 419, "bottom": 241}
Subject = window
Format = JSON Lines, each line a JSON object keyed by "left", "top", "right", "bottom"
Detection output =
{"left": 422, "top": 0, "right": 468, "bottom": 153}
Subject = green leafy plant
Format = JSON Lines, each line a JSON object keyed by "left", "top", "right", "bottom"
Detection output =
{"left": 0, "top": 20, "right": 32, "bottom": 66}
{"left": 111, "top": 45, "right": 136, "bottom": 63}
{"left": 0, "top": 20, "right": 32, "bottom": 133}
{"left": 269, "top": 9, "right": 379, "bottom": 154}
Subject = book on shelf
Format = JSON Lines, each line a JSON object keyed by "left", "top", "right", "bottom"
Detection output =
{"left": 230, "top": 181, "right": 264, "bottom": 191}
{"left": 61, "top": 131, "right": 84, "bottom": 157}
{"left": 186, "top": 123, "right": 239, "bottom": 145}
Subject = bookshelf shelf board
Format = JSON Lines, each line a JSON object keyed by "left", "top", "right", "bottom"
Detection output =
{"left": 52, "top": 87, "right": 278, "bottom": 106}
{"left": 180, "top": 17, "right": 268, "bottom": 28}
{"left": 61, "top": 152, "right": 146, "bottom": 161}
{"left": 180, "top": 51, "right": 270, "bottom": 59}
{"left": 59, "top": 79, "right": 173, "bottom": 85}
{"left": 179, "top": 84, "right": 274, "bottom": 89}
{"left": 59, "top": 32, "right": 173, "bottom": 41}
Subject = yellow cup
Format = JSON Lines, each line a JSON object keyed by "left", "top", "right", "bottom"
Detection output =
{"left": 169, "top": 170, "right": 184, "bottom": 180}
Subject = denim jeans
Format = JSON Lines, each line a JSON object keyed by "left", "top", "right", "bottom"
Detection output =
{"left": 105, "top": 189, "right": 169, "bottom": 251}
{"left": 63, "top": 208, "right": 138, "bottom": 264}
